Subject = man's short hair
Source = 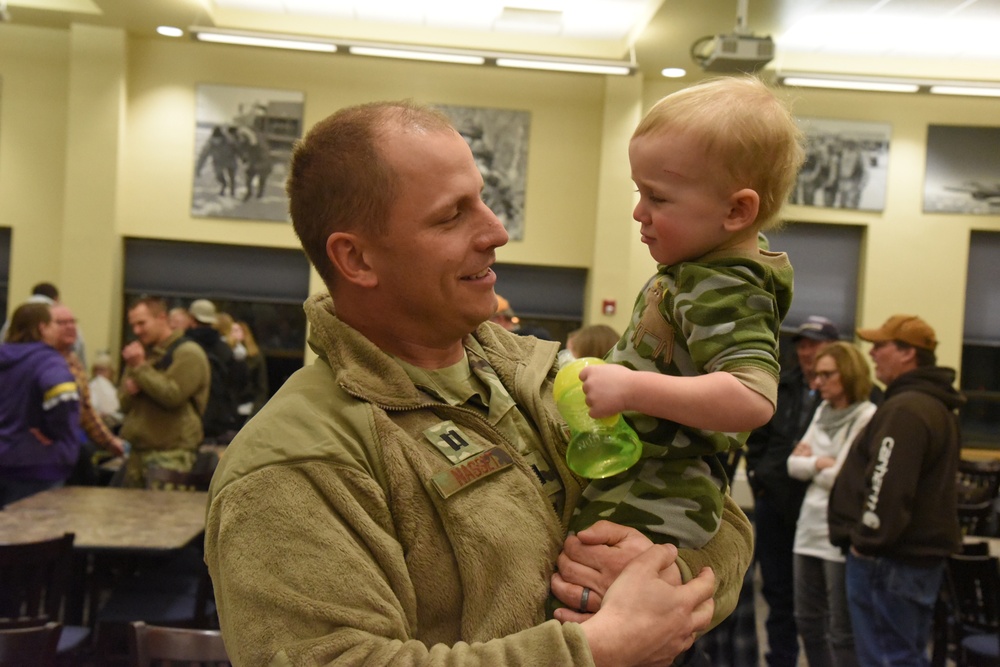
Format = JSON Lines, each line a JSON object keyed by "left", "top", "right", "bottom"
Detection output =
{"left": 631, "top": 76, "right": 804, "bottom": 230}
{"left": 31, "top": 282, "right": 59, "bottom": 301}
{"left": 128, "top": 295, "right": 167, "bottom": 317}
{"left": 286, "top": 101, "right": 455, "bottom": 285}
{"left": 893, "top": 341, "right": 937, "bottom": 368}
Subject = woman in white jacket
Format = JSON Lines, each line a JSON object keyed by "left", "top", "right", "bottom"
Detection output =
{"left": 787, "top": 341, "right": 876, "bottom": 667}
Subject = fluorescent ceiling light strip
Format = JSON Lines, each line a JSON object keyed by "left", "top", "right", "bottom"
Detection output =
{"left": 348, "top": 46, "right": 484, "bottom": 65}
{"left": 195, "top": 31, "right": 337, "bottom": 52}
{"left": 929, "top": 85, "right": 1000, "bottom": 98}
{"left": 781, "top": 77, "right": 918, "bottom": 93}
{"left": 495, "top": 58, "right": 630, "bottom": 75}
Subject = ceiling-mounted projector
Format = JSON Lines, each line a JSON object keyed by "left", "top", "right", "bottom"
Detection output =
{"left": 691, "top": 34, "right": 774, "bottom": 73}
{"left": 690, "top": 0, "right": 773, "bottom": 73}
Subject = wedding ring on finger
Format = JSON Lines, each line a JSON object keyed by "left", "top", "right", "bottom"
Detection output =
{"left": 578, "top": 586, "right": 591, "bottom": 613}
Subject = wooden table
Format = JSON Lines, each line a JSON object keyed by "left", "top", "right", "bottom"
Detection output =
{"left": 0, "top": 486, "right": 210, "bottom": 626}
{"left": 0, "top": 486, "right": 208, "bottom": 553}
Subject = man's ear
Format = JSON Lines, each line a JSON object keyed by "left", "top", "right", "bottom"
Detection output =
{"left": 724, "top": 188, "right": 761, "bottom": 233}
{"left": 897, "top": 343, "right": 918, "bottom": 366}
{"left": 326, "top": 232, "right": 378, "bottom": 288}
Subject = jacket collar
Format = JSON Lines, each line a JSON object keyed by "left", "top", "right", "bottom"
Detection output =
{"left": 303, "top": 293, "right": 560, "bottom": 409}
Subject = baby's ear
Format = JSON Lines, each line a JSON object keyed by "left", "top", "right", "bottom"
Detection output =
{"left": 724, "top": 189, "right": 760, "bottom": 232}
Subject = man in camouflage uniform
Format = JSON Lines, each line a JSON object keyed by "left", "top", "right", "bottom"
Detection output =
{"left": 119, "top": 296, "right": 210, "bottom": 487}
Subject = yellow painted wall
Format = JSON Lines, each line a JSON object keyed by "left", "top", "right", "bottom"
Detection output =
{"left": 2, "top": 23, "right": 1000, "bottom": 379}
{"left": 119, "top": 37, "right": 606, "bottom": 269}
{"left": 0, "top": 25, "right": 69, "bottom": 302}
{"left": 636, "top": 80, "right": 1000, "bottom": 372}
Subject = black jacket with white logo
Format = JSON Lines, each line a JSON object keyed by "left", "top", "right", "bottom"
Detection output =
{"left": 828, "top": 366, "right": 965, "bottom": 563}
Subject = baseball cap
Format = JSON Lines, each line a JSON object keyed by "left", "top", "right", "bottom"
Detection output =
{"left": 857, "top": 314, "right": 938, "bottom": 351}
{"left": 189, "top": 299, "right": 218, "bottom": 325}
{"left": 791, "top": 316, "right": 840, "bottom": 343}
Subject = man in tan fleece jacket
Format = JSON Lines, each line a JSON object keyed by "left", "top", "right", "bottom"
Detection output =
{"left": 205, "top": 101, "right": 754, "bottom": 667}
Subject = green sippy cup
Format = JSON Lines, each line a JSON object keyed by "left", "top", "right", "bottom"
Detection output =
{"left": 554, "top": 357, "right": 643, "bottom": 479}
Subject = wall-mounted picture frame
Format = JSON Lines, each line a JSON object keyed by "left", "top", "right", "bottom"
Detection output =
{"left": 924, "top": 124, "right": 1000, "bottom": 215}
{"left": 792, "top": 117, "right": 892, "bottom": 212}
{"left": 192, "top": 84, "right": 305, "bottom": 222}
{"left": 435, "top": 104, "right": 530, "bottom": 241}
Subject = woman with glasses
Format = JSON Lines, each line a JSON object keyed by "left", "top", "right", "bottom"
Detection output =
{"left": 787, "top": 341, "right": 876, "bottom": 667}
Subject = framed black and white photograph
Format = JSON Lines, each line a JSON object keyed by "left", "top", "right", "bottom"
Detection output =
{"left": 791, "top": 117, "right": 891, "bottom": 212}
{"left": 192, "top": 84, "right": 305, "bottom": 222}
{"left": 924, "top": 124, "right": 1000, "bottom": 215}
{"left": 435, "top": 104, "right": 530, "bottom": 240}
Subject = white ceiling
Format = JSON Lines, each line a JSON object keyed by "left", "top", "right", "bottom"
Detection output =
{"left": 5, "top": 0, "right": 1000, "bottom": 81}
{"left": 209, "top": 0, "right": 660, "bottom": 42}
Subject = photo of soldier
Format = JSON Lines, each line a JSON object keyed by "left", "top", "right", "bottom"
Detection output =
{"left": 792, "top": 118, "right": 890, "bottom": 212}
{"left": 191, "top": 85, "right": 303, "bottom": 222}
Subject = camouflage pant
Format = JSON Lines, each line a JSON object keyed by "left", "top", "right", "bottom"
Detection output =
{"left": 122, "top": 448, "right": 198, "bottom": 489}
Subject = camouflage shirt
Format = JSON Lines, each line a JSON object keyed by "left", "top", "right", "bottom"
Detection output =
{"left": 571, "top": 247, "right": 793, "bottom": 548}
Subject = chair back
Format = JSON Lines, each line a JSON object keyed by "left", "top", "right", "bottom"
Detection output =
{"left": 0, "top": 622, "right": 62, "bottom": 667}
{"left": 946, "top": 553, "right": 1000, "bottom": 665}
{"left": 957, "top": 459, "right": 1000, "bottom": 505}
{"left": 0, "top": 534, "right": 74, "bottom": 628}
{"left": 128, "top": 621, "right": 230, "bottom": 666}
{"left": 958, "top": 500, "right": 996, "bottom": 537}
{"left": 962, "top": 541, "right": 991, "bottom": 556}
{"left": 947, "top": 554, "right": 1000, "bottom": 635}
{"left": 145, "top": 466, "right": 214, "bottom": 492}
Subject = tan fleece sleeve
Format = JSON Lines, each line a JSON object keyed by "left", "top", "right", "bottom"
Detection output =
{"left": 674, "top": 494, "right": 754, "bottom": 630}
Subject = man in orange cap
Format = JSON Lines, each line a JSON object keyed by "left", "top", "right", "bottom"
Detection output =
{"left": 829, "top": 315, "right": 965, "bottom": 667}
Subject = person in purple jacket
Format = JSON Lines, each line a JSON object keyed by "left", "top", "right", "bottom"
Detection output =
{"left": 0, "top": 302, "right": 81, "bottom": 505}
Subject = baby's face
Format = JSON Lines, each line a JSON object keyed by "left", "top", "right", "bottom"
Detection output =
{"left": 629, "top": 131, "right": 737, "bottom": 266}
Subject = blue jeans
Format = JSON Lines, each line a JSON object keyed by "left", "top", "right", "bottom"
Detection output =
{"left": 845, "top": 552, "right": 944, "bottom": 667}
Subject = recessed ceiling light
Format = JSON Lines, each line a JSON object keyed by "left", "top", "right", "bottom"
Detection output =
{"left": 661, "top": 67, "right": 686, "bottom": 78}
{"left": 157, "top": 26, "right": 184, "bottom": 38}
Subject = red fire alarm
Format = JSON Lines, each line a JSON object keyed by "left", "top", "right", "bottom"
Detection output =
{"left": 602, "top": 300, "right": 616, "bottom": 316}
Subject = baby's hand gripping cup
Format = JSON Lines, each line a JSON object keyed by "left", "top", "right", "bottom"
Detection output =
{"left": 553, "top": 357, "right": 642, "bottom": 479}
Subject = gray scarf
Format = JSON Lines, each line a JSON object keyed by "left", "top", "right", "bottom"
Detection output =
{"left": 816, "top": 400, "right": 868, "bottom": 438}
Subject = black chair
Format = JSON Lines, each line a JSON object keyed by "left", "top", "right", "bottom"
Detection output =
{"left": 94, "top": 538, "right": 216, "bottom": 664}
{"left": 128, "top": 621, "right": 230, "bottom": 667}
{"left": 945, "top": 553, "right": 1000, "bottom": 666}
{"left": 0, "top": 534, "right": 90, "bottom": 657}
{"left": 962, "top": 541, "right": 992, "bottom": 556}
{"left": 0, "top": 622, "right": 62, "bottom": 667}
{"left": 957, "top": 459, "right": 1000, "bottom": 505}
{"left": 958, "top": 500, "right": 996, "bottom": 537}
